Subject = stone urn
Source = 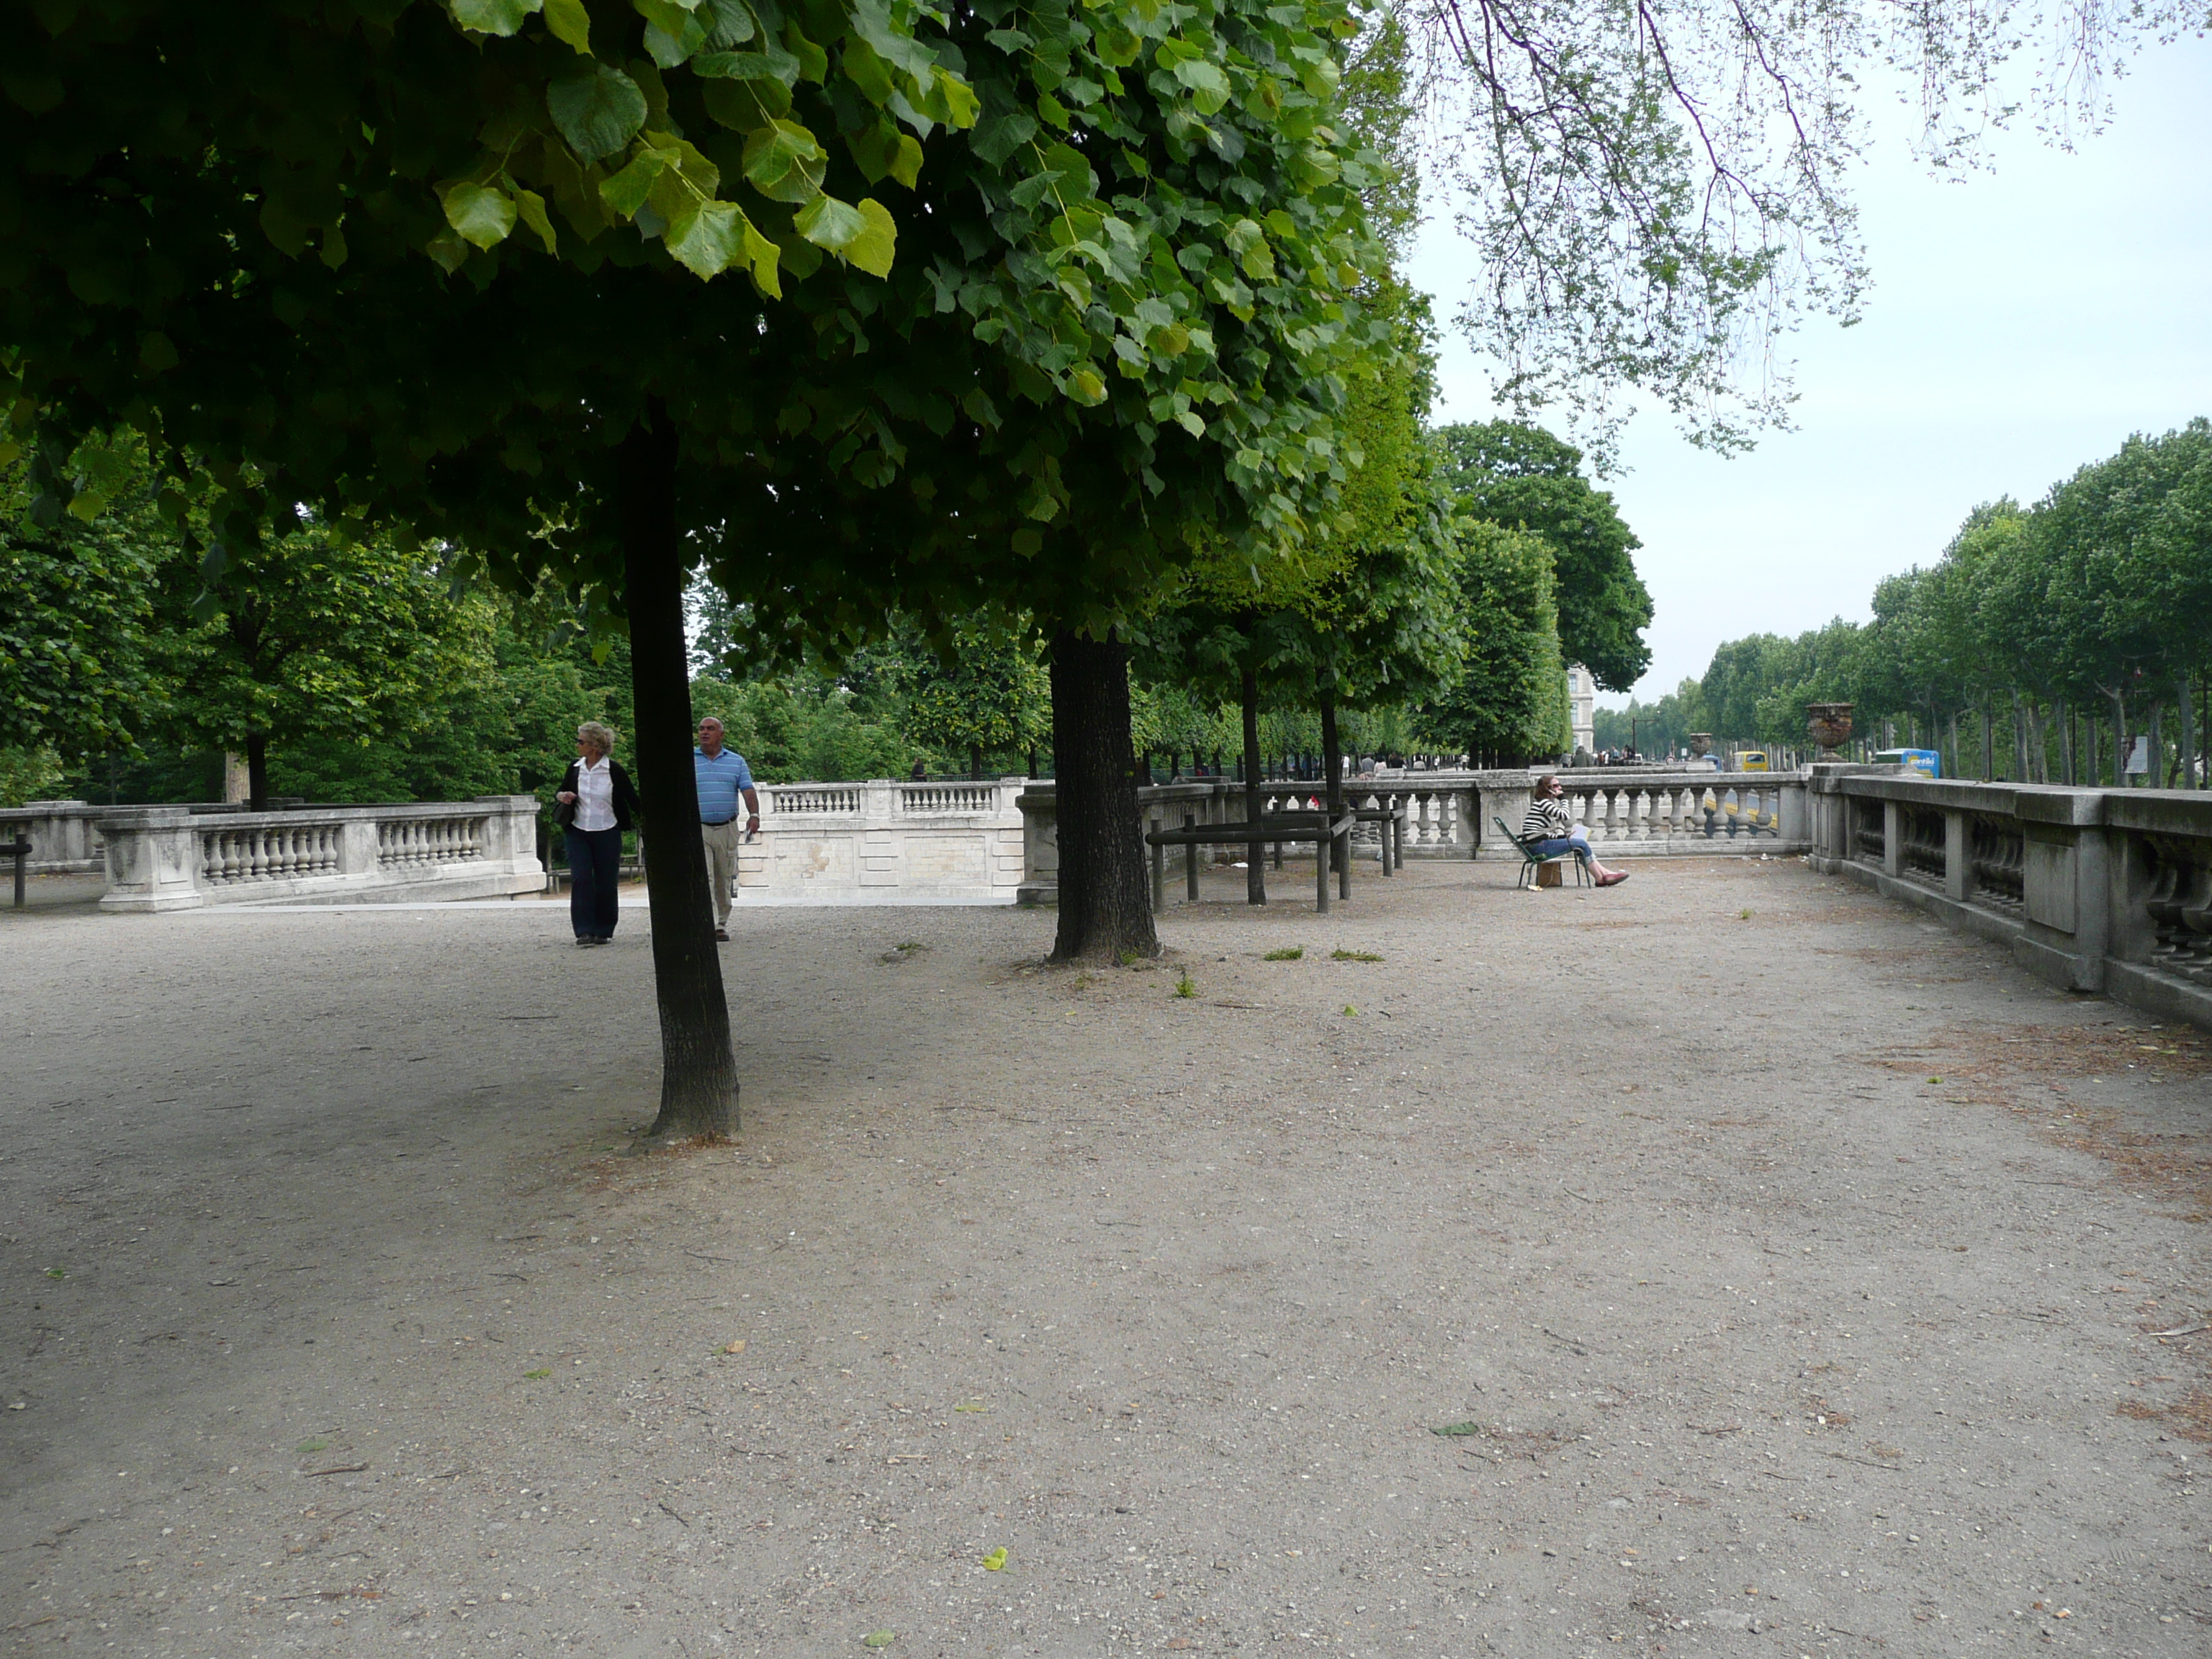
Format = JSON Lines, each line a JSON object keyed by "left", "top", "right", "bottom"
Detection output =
{"left": 1687, "top": 732, "right": 1712, "bottom": 760}
{"left": 1806, "top": 702, "right": 1854, "bottom": 756}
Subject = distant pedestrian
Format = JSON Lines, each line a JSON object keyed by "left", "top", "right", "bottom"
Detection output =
{"left": 694, "top": 716, "right": 759, "bottom": 943}
{"left": 554, "top": 721, "right": 640, "bottom": 946}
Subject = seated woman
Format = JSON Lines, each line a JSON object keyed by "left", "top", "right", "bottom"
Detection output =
{"left": 1522, "top": 774, "right": 1630, "bottom": 887}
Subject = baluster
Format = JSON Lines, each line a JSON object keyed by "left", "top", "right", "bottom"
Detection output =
{"left": 245, "top": 830, "right": 266, "bottom": 880}
{"left": 1629, "top": 787, "right": 1651, "bottom": 840}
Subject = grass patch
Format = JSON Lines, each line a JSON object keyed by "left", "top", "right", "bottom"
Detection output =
{"left": 1174, "top": 971, "right": 1197, "bottom": 999}
{"left": 1330, "top": 948, "right": 1382, "bottom": 963}
{"left": 296, "top": 1438, "right": 329, "bottom": 1455}
{"left": 1262, "top": 946, "right": 1304, "bottom": 961}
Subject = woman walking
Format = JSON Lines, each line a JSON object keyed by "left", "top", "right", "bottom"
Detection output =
{"left": 554, "top": 722, "right": 642, "bottom": 946}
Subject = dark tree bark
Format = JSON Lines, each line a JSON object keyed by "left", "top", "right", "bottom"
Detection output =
{"left": 1321, "top": 692, "right": 1344, "bottom": 816}
{"left": 246, "top": 731, "right": 269, "bottom": 812}
{"left": 1240, "top": 664, "right": 1264, "bottom": 905}
{"left": 1048, "top": 631, "right": 1157, "bottom": 963}
{"left": 618, "top": 406, "right": 737, "bottom": 1138}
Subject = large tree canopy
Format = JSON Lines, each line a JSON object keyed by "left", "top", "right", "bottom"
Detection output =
{"left": 3, "top": 0, "right": 1392, "bottom": 1114}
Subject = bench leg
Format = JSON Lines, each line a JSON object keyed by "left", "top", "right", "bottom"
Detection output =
{"left": 1184, "top": 815, "right": 1199, "bottom": 903}
{"left": 1338, "top": 828, "right": 1351, "bottom": 899}
{"left": 1151, "top": 835, "right": 1166, "bottom": 914}
{"left": 1315, "top": 828, "right": 1329, "bottom": 913}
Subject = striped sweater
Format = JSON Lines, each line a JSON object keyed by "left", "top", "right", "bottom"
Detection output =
{"left": 1522, "top": 796, "right": 1573, "bottom": 840}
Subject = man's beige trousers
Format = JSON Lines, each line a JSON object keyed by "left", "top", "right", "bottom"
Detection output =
{"left": 701, "top": 817, "right": 740, "bottom": 927}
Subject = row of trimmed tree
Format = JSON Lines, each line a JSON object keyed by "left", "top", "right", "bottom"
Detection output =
{"left": 1600, "top": 421, "right": 2212, "bottom": 786}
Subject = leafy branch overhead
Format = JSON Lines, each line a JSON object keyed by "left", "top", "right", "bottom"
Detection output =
{"left": 431, "top": 0, "right": 970, "bottom": 285}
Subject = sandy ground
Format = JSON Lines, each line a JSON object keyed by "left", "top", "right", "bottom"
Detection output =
{"left": 2, "top": 855, "right": 2208, "bottom": 1659}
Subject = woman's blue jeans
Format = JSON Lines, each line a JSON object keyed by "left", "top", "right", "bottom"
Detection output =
{"left": 566, "top": 825, "right": 623, "bottom": 939}
{"left": 1529, "top": 831, "right": 1593, "bottom": 866}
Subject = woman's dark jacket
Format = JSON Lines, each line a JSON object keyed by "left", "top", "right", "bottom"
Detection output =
{"left": 553, "top": 759, "right": 642, "bottom": 831}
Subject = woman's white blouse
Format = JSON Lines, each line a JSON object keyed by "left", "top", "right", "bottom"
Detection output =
{"left": 575, "top": 757, "right": 617, "bottom": 832}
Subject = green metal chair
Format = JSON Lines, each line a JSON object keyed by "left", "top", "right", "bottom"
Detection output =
{"left": 1494, "top": 815, "right": 1591, "bottom": 890}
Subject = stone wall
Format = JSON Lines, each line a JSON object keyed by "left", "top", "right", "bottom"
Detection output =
{"left": 734, "top": 778, "right": 1028, "bottom": 907}
{"left": 1809, "top": 768, "right": 2212, "bottom": 1033}
{"left": 96, "top": 797, "right": 545, "bottom": 911}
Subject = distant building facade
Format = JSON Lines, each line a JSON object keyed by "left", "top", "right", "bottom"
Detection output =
{"left": 1568, "top": 662, "right": 1596, "bottom": 757}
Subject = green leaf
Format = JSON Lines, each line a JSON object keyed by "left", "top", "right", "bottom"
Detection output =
{"left": 702, "top": 0, "right": 754, "bottom": 46}
{"left": 542, "top": 0, "right": 591, "bottom": 52}
{"left": 600, "top": 150, "right": 667, "bottom": 217}
{"left": 981, "top": 1547, "right": 1008, "bottom": 1571}
{"left": 1066, "top": 368, "right": 1107, "bottom": 406}
{"left": 423, "top": 228, "right": 469, "bottom": 271}
{"left": 547, "top": 63, "right": 649, "bottom": 164}
{"left": 512, "top": 186, "right": 558, "bottom": 253}
{"left": 1172, "top": 56, "right": 1231, "bottom": 115}
{"left": 138, "top": 331, "right": 179, "bottom": 373}
{"left": 743, "top": 120, "right": 828, "bottom": 203}
{"left": 634, "top": 0, "right": 705, "bottom": 37}
{"left": 1151, "top": 322, "right": 1190, "bottom": 357}
{"left": 862, "top": 1635, "right": 896, "bottom": 1650}
{"left": 440, "top": 181, "right": 518, "bottom": 250}
{"left": 701, "top": 76, "right": 789, "bottom": 131}
{"left": 968, "top": 110, "right": 1035, "bottom": 166}
{"left": 783, "top": 22, "right": 829, "bottom": 84}
{"left": 451, "top": 0, "right": 541, "bottom": 35}
{"left": 842, "top": 37, "right": 895, "bottom": 105}
{"left": 523, "top": 1367, "right": 552, "bottom": 1379}
{"left": 793, "top": 193, "right": 861, "bottom": 251}
{"left": 1431, "top": 1421, "right": 1483, "bottom": 1437}
{"left": 664, "top": 198, "right": 769, "bottom": 280}
{"left": 842, "top": 197, "right": 896, "bottom": 276}
{"left": 694, "top": 35, "right": 800, "bottom": 84}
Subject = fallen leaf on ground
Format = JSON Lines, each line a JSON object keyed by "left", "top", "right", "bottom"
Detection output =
{"left": 1431, "top": 1421, "right": 1482, "bottom": 1437}
{"left": 722, "top": 1339, "right": 747, "bottom": 1354}
{"left": 983, "top": 1547, "right": 1007, "bottom": 1570}
{"left": 863, "top": 1632, "right": 896, "bottom": 1648}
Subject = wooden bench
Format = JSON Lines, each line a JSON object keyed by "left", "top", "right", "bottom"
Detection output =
{"left": 1146, "top": 811, "right": 1357, "bottom": 913}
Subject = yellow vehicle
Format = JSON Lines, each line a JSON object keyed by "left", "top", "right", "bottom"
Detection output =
{"left": 1735, "top": 750, "right": 1770, "bottom": 771}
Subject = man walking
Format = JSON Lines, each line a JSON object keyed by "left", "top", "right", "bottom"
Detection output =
{"left": 695, "top": 716, "right": 760, "bottom": 941}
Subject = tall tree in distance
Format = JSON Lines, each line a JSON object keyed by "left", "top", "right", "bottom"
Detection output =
{"left": 1416, "top": 521, "right": 1568, "bottom": 766}
{"left": 1436, "top": 421, "right": 1651, "bottom": 691}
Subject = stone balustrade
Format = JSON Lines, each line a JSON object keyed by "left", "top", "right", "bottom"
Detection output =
{"left": 96, "top": 797, "right": 544, "bottom": 911}
{"left": 1015, "top": 767, "right": 1812, "bottom": 904}
{"left": 1810, "top": 768, "right": 2212, "bottom": 1032}
{"left": 736, "top": 778, "right": 1028, "bottom": 907}
{"left": 0, "top": 801, "right": 111, "bottom": 874}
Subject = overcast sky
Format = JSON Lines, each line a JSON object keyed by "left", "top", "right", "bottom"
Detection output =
{"left": 1403, "top": 35, "right": 2212, "bottom": 709}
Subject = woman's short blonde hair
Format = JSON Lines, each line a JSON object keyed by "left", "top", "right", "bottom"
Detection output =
{"left": 577, "top": 721, "right": 617, "bottom": 755}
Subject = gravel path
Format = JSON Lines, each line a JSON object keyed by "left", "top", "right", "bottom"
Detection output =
{"left": 2, "top": 855, "right": 2207, "bottom": 1658}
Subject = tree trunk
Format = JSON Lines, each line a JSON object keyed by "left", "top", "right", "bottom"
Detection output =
{"left": 2150, "top": 696, "right": 2167, "bottom": 787}
{"left": 618, "top": 408, "right": 737, "bottom": 1140}
{"left": 1979, "top": 698, "right": 1995, "bottom": 782}
{"left": 1241, "top": 664, "right": 1265, "bottom": 906}
{"left": 2180, "top": 670, "right": 2198, "bottom": 789}
{"left": 1048, "top": 631, "right": 1157, "bottom": 963}
{"left": 2058, "top": 699, "right": 2074, "bottom": 786}
{"left": 1321, "top": 691, "right": 1344, "bottom": 816}
{"left": 246, "top": 732, "right": 269, "bottom": 811}
{"left": 2108, "top": 687, "right": 2128, "bottom": 786}
{"left": 969, "top": 743, "right": 983, "bottom": 781}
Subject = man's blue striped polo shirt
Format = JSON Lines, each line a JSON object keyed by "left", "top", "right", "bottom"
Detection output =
{"left": 694, "top": 746, "right": 754, "bottom": 824}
